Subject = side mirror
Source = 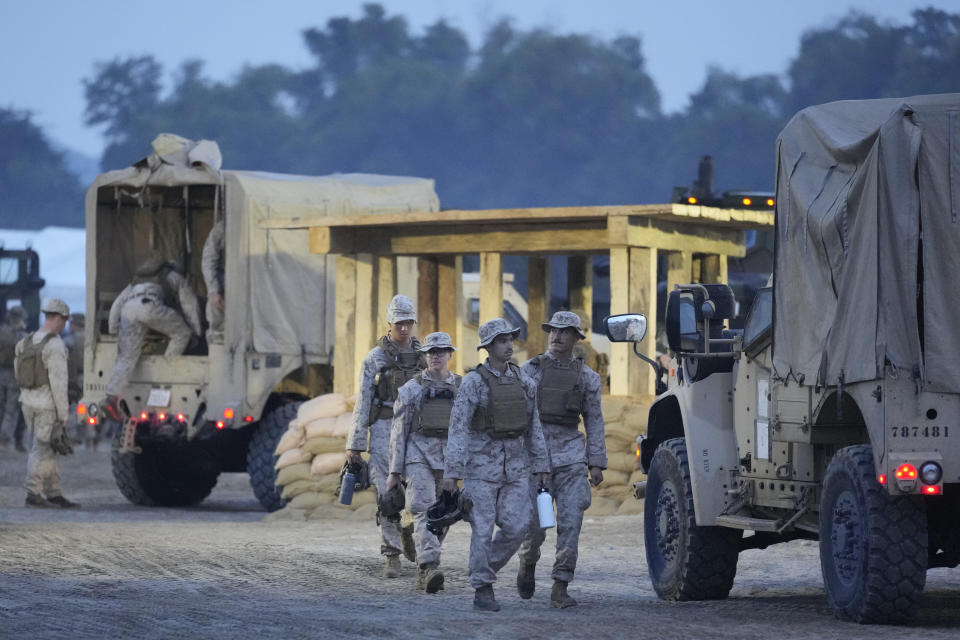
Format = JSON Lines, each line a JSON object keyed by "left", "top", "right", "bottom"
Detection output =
{"left": 666, "top": 290, "right": 703, "bottom": 353}
{"left": 604, "top": 314, "right": 647, "bottom": 343}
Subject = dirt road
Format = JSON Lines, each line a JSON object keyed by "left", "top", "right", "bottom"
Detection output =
{"left": 1, "top": 447, "right": 958, "bottom": 639}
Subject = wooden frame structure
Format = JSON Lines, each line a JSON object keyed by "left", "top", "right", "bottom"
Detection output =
{"left": 265, "top": 203, "right": 773, "bottom": 396}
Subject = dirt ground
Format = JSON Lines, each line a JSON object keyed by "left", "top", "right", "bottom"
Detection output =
{"left": 1, "top": 446, "right": 959, "bottom": 639}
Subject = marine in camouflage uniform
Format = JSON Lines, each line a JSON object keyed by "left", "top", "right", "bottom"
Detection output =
{"left": 388, "top": 332, "right": 460, "bottom": 593}
{"left": 105, "top": 258, "right": 202, "bottom": 402}
{"left": 201, "top": 219, "right": 225, "bottom": 337}
{"left": 14, "top": 299, "right": 78, "bottom": 508}
{"left": 441, "top": 318, "right": 550, "bottom": 612}
{"left": 0, "top": 306, "right": 27, "bottom": 447}
{"left": 518, "top": 311, "right": 606, "bottom": 608}
{"left": 347, "top": 294, "right": 425, "bottom": 578}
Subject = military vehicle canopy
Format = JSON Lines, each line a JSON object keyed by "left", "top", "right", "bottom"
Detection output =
{"left": 773, "top": 93, "right": 960, "bottom": 392}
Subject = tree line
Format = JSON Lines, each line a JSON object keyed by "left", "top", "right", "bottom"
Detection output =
{"left": 2, "top": 5, "right": 958, "bottom": 229}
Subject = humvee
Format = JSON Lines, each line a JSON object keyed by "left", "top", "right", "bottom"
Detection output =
{"left": 80, "top": 137, "right": 438, "bottom": 510}
{"left": 607, "top": 94, "right": 960, "bottom": 623}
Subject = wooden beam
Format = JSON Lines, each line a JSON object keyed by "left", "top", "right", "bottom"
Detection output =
{"left": 417, "top": 257, "right": 438, "bottom": 335}
{"left": 626, "top": 219, "right": 746, "bottom": 257}
{"left": 354, "top": 254, "right": 375, "bottom": 392}
{"left": 453, "top": 256, "right": 468, "bottom": 374}
{"left": 376, "top": 256, "right": 395, "bottom": 327}
{"left": 396, "top": 257, "right": 418, "bottom": 306}
{"left": 437, "top": 256, "right": 457, "bottom": 335}
{"left": 479, "top": 252, "right": 503, "bottom": 324}
{"left": 333, "top": 255, "right": 357, "bottom": 396}
{"left": 700, "top": 254, "right": 728, "bottom": 284}
{"left": 666, "top": 251, "right": 693, "bottom": 296}
{"left": 609, "top": 247, "right": 629, "bottom": 396}
{"left": 528, "top": 256, "right": 549, "bottom": 357}
{"left": 692, "top": 256, "right": 703, "bottom": 284}
{"left": 567, "top": 255, "right": 593, "bottom": 341}
{"left": 629, "top": 247, "right": 657, "bottom": 395}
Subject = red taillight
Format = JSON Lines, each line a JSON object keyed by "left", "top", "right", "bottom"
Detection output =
{"left": 244, "top": 415, "right": 254, "bottom": 423}
{"left": 140, "top": 412, "right": 148, "bottom": 421}
{"left": 687, "top": 196, "right": 697, "bottom": 204}
{"left": 176, "top": 413, "right": 186, "bottom": 423}
{"left": 896, "top": 463, "right": 917, "bottom": 480}
{"left": 87, "top": 417, "right": 96, "bottom": 425}
{"left": 923, "top": 485, "right": 942, "bottom": 495}
{"left": 224, "top": 408, "right": 234, "bottom": 419}
{"left": 158, "top": 412, "right": 167, "bottom": 421}
{"left": 216, "top": 421, "right": 225, "bottom": 429}
{"left": 77, "top": 403, "right": 87, "bottom": 416}
{"left": 878, "top": 474, "right": 887, "bottom": 485}
{"left": 766, "top": 198, "right": 775, "bottom": 207}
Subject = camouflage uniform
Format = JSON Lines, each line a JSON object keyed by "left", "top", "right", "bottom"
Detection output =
{"left": 443, "top": 359, "right": 549, "bottom": 589}
{"left": 106, "top": 263, "right": 201, "bottom": 397}
{"left": 15, "top": 319, "right": 70, "bottom": 499}
{"left": 0, "top": 309, "right": 25, "bottom": 445}
{"left": 518, "top": 349, "right": 606, "bottom": 583}
{"left": 201, "top": 219, "right": 225, "bottom": 334}
{"left": 389, "top": 368, "right": 460, "bottom": 566}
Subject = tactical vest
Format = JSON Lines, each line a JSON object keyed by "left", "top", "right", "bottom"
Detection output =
{"left": 15, "top": 332, "right": 55, "bottom": 390}
{"left": 132, "top": 265, "right": 179, "bottom": 308}
{"left": 0, "top": 324, "right": 17, "bottom": 368}
{"left": 535, "top": 355, "right": 584, "bottom": 426}
{"left": 370, "top": 336, "right": 425, "bottom": 422}
{"left": 415, "top": 373, "right": 461, "bottom": 438}
{"left": 470, "top": 363, "right": 529, "bottom": 439}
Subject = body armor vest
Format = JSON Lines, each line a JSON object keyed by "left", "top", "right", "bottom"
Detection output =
{"left": 15, "top": 332, "right": 55, "bottom": 390}
{"left": 0, "top": 324, "right": 17, "bottom": 368}
{"left": 370, "top": 336, "right": 425, "bottom": 423}
{"left": 471, "top": 363, "right": 529, "bottom": 439}
{"left": 536, "top": 355, "right": 584, "bottom": 426}
{"left": 415, "top": 373, "right": 461, "bottom": 437}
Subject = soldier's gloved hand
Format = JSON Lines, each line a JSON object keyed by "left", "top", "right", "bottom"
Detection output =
{"left": 346, "top": 450, "right": 363, "bottom": 465}
{"left": 386, "top": 472, "right": 401, "bottom": 491}
{"left": 440, "top": 478, "right": 459, "bottom": 493}
{"left": 589, "top": 466, "right": 604, "bottom": 487}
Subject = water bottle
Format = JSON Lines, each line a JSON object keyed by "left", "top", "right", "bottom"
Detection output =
{"left": 537, "top": 486, "right": 555, "bottom": 528}
{"left": 339, "top": 470, "right": 356, "bottom": 505}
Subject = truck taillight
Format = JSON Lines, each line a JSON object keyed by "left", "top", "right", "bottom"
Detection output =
{"left": 87, "top": 417, "right": 97, "bottom": 426}
{"left": 216, "top": 421, "right": 225, "bottom": 429}
{"left": 158, "top": 412, "right": 167, "bottom": 421}
{"left": 224, "top": 408, "right": 234, "bottom": 419}
{"left": 895, "top": 463, "right": 917, "bottom": 480}
{"left": 923, "top": 485, "right": 942, "bottom": 495}
{"left": 77, "top": 403, "right": 87, "bottom": 416}
{"left": 176, "top": 413, "right": 186, "bottom": 423}
{"left": 877, "top": 474, "right": 887, "bottom": 485}
{"left": 244, "top": 415, "right": 254, "bottom": 423}
{"left": 140, "top": 412, "right": 148, "bottom": 421}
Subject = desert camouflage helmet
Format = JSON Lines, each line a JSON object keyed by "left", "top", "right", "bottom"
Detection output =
{"left": 41, "top": 298, "right": 70, "bottom": 317}
{"left": 542, "top": 310, "right": 586, "bottom": 339}
{"left": 418, "top": 331, "right": 457, "bottom": 352}
{"left": 386, "top": 294, "right": 417, "bottom": 324}
{"left": 476, "top": 318, "right": 520, "bottom": 350}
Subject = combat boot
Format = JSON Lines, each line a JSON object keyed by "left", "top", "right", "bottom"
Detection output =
{"left": 517, "top": 562, "right": 536, "bottom": 599}
{"left": 550, "top": 580, "right": 577, "bottom": 608}
{"left": 401, "top": 520, "right": 417, "bottom": 563}
{"left": 47, "top": 495, "right": 80, "bottom": 509}
{"left": 415, "top": 566, "right": 427, "bottom": 590}
{"left": 421, "top": 562, "right": 444, "bottom": 594}
{"left": 473, "top": 585, "right": 501, "bottom": 611}
{"left": 25, "top": 493, "right": 53, "bottom": 508}
{"left": 382, "top": 554, "right": 401, "bottom": 578}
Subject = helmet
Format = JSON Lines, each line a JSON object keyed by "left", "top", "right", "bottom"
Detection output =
{"left": 426, "top": 489, "right": 471, "bottom": 536}
{"left": 378, "top": 483, "right": 406, "bottom": 521}
{"left": 335, "top": 459, "right": 371, "bottom": 499}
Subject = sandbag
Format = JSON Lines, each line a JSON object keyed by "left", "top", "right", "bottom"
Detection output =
{"left": 288, "top": 491, "right": 334, "bottom": 510}
{"left": 275, "top": 462, "right": 312, "bottom": 486}
{"left": 347, "top": 490, "right": 376, "bottom": 507}
{"left": 601, "top": 469, "right": 629, "bottom": 486}
{"left": 302, "top": 436, "right": 348, "bottom": 456}
{"left": 298, "top": 393, "right": 349, "bottom": 422}
{"left": 311, "top": 452, "right": 344, "bottom": 476}
{"left": 305, "top": 416, "right": 339, "bottom": 439}
{"left": 281, "top": 479, "right": 318, "bottom": 500}
{"left": 594, "top": 483, "right": 632, "bottom": 499}
{"left": 616, "top": 498, "right": 644, "bottom": 515}
{"left": 606, "top": 451, "right": 637, "bottom": 474}
{"left": 330, "top": 412, "right": 353, "bottom": 437}
{"left": 345, "top": 394, "right": 358, "bottom": 412}
{"left": 584, "top": 496, "right": 620, "bottom": 517}
{"left": 275, "top": 447, "right": 311, "bottom": 470}
{"left": 629, "top": 469, "right": 646, "bottom": 485}
{"left": 274, "top": 426, "right": 305, "bottom": 456}
{"left": 313, "top": 472, "right": 342, "bottom": 492}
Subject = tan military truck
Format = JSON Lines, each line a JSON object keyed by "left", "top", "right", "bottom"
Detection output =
{"left": 607, "top": 94, "right": 960, "bottom": 623}
{"left": 80, "top": 137, "right": 438, "bottom": 510}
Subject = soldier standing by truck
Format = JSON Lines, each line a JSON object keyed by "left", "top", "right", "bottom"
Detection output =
{"left": 347, "top": 294, "right": 424, "bottom": 578}
{"left": 0, "top": 306, "right": 27, "bottom": 449}
{"left": 517, "top": 311, "right": 606, "bottom": 608}
{"left": 440, "top": 318, "right": 550, "bottom": 612}
{"left": 15, "top": 298, "right": 78, "bottom": 508}
{"left": 386, "top": 331, "right": 460, "bottom": 594}
{"left": 201, "top": 218, "right": 225, "bottom": 337}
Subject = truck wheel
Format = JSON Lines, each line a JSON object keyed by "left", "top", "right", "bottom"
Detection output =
{"left": 644, "top": 437, "right": 741, "bottom": 600}
{"left": 247, "top": 401, "right": 301, "bottom": 512}
{"left": 111, "top": 424, "right": 220, "bottom": 507}
{"left": 819, "top": 444, "right": 927, "bottom": 623}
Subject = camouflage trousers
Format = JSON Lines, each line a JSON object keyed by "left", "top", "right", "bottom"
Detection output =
{"left": 22, "top": 405, "right": 63, "bottom": 498}
{"left": 0, "top": 368, "right": 20, "bottom": 442}
{"left": 518, "top": 462, "right": 592, "bottom": 583}
{"left": 404, "top": 462, "right": 446, "bottom": 565}
{"left": 106, "top": 299, "right": 192, "bottom": 396}
{"left": 368, "top": 417, "right": 403, "bottom": 556}
{"left": 463, "top": 476, "right": 533, "bottom": 589}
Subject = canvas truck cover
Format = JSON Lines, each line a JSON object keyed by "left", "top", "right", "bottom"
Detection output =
{"left": 773, "top": 93, "right": 960, "bottom": 392}
{"left": 85, "top": 136, "right": 440, "bottom": 365}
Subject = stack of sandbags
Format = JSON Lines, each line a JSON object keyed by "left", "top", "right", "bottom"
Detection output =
{"left": 585, "top": 395, "right": 653, "bottom": 516}
{"left": 267, "top": 393, "right": 379, "bottom": 521}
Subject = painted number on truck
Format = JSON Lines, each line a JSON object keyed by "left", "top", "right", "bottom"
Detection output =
{"left": 891, "top": 426, "right": 950, "bottom": 438}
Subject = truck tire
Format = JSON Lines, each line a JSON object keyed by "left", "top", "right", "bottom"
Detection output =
{"left": 111, "top": 424, "right": 220, "bottom": 507}
{"left": 644, "top": 437, "right": 741, "bottom": 600}
{"left": 819, "top": 444, "right": 927, "bottom": 623}
{"left": 247, "top": 401, "right": 301, "bottom": 512}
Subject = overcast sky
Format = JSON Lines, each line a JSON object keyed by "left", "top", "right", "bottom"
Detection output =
{"left": 0, "top": 0, "right": 945, "bottom": 157}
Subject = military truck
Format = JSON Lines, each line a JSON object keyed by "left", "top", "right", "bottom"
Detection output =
{"left": 607, "top": 94, "right": 960, "bottom": 623}
{"left": 80, "top": 137, "right": 438, "bottom": 511}
{"left": 0, "top": 247, "right": 44, "bottom": 329}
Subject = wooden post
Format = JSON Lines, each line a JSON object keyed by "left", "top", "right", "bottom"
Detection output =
{"left": 567, "top": 255, "right": 592, "bottom": 340}
{"left": 354, "top": 254, "right": 375, "bottom": 391}
{"left": 629, "top": 247, "right": 657, "bottom": 395}
{"left": 417, "top": 257, "right": 439, "bottom": 335}
{"left": 666, "top": 250, "right": 693, "bottom": 296}
{"left": 376, "top": 256, "right": 395, "bottom": 327}
{"left": 528, "top": 256, "right": 549, "bottom": 357}
{"left": 334, "top": 255, "right": 358, "bottom": 396}
{"left": 609, "top": 247, "right": 629, "bottom": 396}
{"left": 453, "top": 256, "right": 469, "bottom": 373}
{"left": 701, "top": 254, "right": 728, "bottom": 284}
{"left": 396, "top": 256, "right": 418, "bottom": 305}
{"left": 479, "top": 252, "right": 503, "bottom": 324}
{"left": 437, "top": 256, "right": 457, "bottom": 334}
{"left": 692, "top": 256, "right": 703, "bottom": 284}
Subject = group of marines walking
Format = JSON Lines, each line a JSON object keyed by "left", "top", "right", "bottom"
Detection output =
{"left": 348, "top": 294, "right": 607, "bottom": 612}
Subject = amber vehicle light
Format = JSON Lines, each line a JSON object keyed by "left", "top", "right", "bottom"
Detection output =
{"left": 224, "top": 408, "right": 235, "bottom": 419}
{"left": 77, "top": 403, "right": 87, "bottom": 416}
{"left": 741, "top": 197, "right": 752, "bottom": 206}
